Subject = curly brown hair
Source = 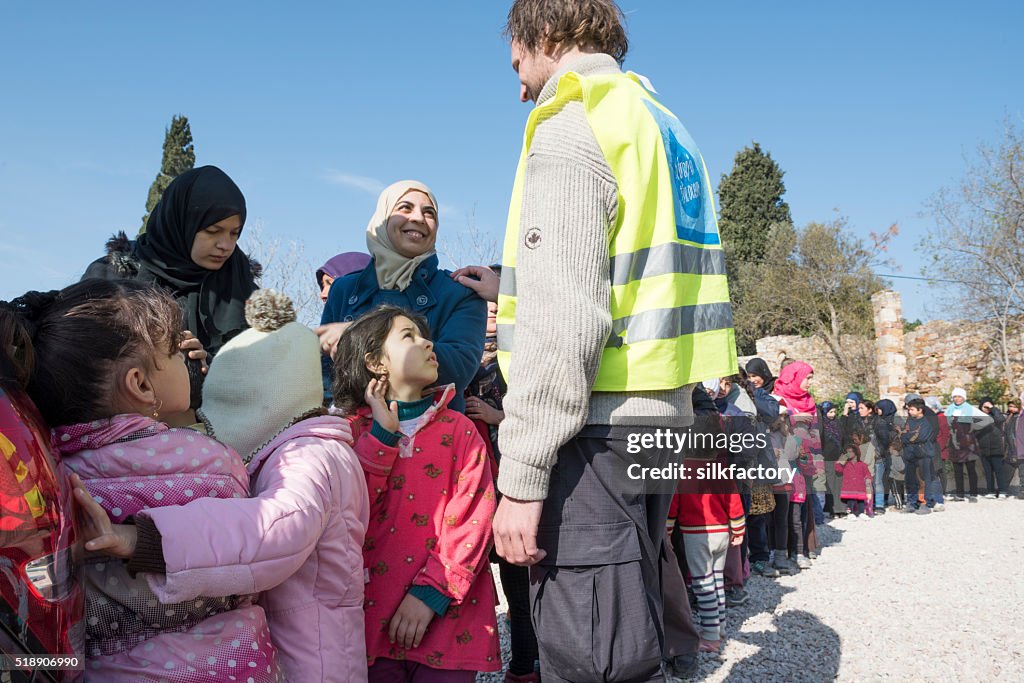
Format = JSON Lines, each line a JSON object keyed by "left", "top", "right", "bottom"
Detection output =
{"left": 0, "top": 279, "right": 183, "bottom": 426}
{"left": 504, "top": 0, "right": 628, "bottom": 64}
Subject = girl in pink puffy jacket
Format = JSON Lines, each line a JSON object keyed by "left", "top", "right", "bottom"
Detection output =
{"left": 75, "top": 290, "right": 371, "bottom": 683}
{"left": 834, "top": 435, "right": 873, "bottom": 518}
{"left": 0, "top": 279, "right": 283, "bottom": 683}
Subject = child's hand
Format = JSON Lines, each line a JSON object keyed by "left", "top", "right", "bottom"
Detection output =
{"left": 365, "top": 377, "right": 399, "bottom": 434}
{"left": 179, "top": 330, "right": 208, "bottom": 375}
{"left": 388, "top": 592, "right": 435, "bottom": 649}
{"left": 729, "top": 534, "right": 744, "bottom": 547}
{"left": 71, "top": 473, "right": 138, "bottom": 559}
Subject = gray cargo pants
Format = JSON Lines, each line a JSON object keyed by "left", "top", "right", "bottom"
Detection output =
{"left": 530, "top": 425, "right": 672, "bottom": 682}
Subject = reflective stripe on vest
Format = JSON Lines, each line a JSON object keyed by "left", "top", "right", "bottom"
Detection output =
{"left": 497, "top": 69, "right": 737, "bottom": 391}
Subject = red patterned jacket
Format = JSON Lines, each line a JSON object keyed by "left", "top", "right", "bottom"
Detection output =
{"left": 349, "top": 386, "right": 499, "bottom": 672}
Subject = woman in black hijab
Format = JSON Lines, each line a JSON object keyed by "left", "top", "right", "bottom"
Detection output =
{"left": 83, "top": 166, "right": 257, "bottom": 357}
{"left": 745, "top": 357, "right": 776, "bottom": 394}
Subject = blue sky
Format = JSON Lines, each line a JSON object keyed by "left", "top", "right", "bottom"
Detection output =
{"left": 2, "top": 0, "right": 1021, "bottom": 323}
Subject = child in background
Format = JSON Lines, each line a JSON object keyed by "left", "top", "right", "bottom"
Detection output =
{"left": 333, "top": 305, "right": 499, "bottom": 681}
{"left": 790, "top": 417, "right": 820, "bottom": 566}
{"left": 0, "top": 280, "right": 282, "bottom": 683}
{"left": 767, "top": 418, "right": 800, "bottom": 575}
{"left": 77, "top": 290, "right": 371, "bottom": 682}
{"left": 669, "top": 472, "right": 746, "bottom": 654}
{"left": 888, "top": 436, "right": 906, "bottom": 509}
{"left": 835, "top": 435, "right": 873, "bottom": 518}
{"left": 851, "top": 420, "right": 876, "bottom": 515}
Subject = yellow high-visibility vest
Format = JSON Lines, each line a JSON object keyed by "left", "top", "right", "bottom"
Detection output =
{"left": 497, "top": 70, "right": 737, "bottom": 391}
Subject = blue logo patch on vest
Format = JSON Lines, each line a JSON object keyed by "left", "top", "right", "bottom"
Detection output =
{"left": 642, "top": 101, "right": 720, "bottom": 246}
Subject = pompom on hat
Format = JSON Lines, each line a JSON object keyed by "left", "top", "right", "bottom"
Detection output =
{"left": 201, "top": 289, "right": 323, "bottom": 461}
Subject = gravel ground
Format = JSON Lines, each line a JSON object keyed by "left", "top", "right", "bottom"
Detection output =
{"left": 478, "top": 497, "right": 1024, "bottom": 682}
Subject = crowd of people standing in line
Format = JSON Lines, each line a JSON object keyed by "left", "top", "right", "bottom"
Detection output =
{"left": 661, "top": 357, "right": 1024, "bottom": 672}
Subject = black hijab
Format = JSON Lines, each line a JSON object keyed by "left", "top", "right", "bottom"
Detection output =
{"left": 134, "top": 166, "right": 256, "bottom": 355}
{"left": 745, "top": 357, "right": 775, "bottom": 393}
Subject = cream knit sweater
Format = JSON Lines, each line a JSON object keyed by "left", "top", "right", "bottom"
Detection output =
{"left": 496, "top": 54, "right": 695, "bottom": 501}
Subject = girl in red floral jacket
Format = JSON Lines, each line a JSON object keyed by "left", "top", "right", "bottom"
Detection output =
{"left": 332, "top": 305, "right": 499, "bottom": 681}
{"left": 834, "top": 434, "right": 873, "bottom": 518}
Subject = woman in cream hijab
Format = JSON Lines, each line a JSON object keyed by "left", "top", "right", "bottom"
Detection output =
{"left": 317, "top": 181, "right": 486, "bottom": 412}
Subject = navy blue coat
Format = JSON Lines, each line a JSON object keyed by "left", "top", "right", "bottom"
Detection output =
{"left": 321, "top": 255, "right": 486, "bottom": 413}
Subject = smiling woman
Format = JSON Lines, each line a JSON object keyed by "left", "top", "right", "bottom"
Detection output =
{"left": 318, "top": 180, "right": 486, "bottom": 413}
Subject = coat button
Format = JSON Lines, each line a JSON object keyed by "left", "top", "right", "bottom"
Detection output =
{"left": 416, "top": 295, "right": 429, "bottom": 306}
{"left": 348, "top": 295, "right": 358, "bottom": 305}
{"left": 343, "top": 315, "right": 354, "bottom": 322}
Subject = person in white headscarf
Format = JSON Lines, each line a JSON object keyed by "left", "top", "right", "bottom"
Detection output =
{"left": 316, "top": 181, "right": 486, "bottom": 413}
{"left": 945, "top": 387, "right": 993, "bottom": 501}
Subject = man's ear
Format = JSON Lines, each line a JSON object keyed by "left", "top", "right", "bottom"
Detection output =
{"left": 121, "top": 366, "right": 155, "bottom": 408}
{"left": 543, "top": 38, "right": 565, "bottom": 61}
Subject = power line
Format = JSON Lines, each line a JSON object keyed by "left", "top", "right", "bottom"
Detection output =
{"left": 872, "top": 272, "right": 982, "bottom": 285}
{"left": 729, "top": 257, "right": 1001, "bottom": 287}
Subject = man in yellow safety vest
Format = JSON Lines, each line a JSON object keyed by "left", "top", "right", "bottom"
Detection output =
{"left": 454, "top": 1, "right": 736, "bottom": 679}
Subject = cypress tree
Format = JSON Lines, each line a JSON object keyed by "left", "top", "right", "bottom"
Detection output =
{"left": 718, "top": 142, "right": 792, "bottom": 353}
{"left": 717, "top": 142, "right": 791, "bottom": 264}
{"left": 140, "top": 115, "right": 195, "bottom": 231}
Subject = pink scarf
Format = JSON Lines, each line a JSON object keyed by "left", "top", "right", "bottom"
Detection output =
{"left": 774, "top": 361, "right": 817, "bottom": 415}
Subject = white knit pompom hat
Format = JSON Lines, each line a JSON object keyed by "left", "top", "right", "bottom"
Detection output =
{"left": 201, "top": 289, "right": 323, "bottom": 461}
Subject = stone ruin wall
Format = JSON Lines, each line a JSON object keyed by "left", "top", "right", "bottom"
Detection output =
{"left": 739, "top": 335, "right": 873, "bottom": 402}
{"left": 903, "top": 318, "right": 1024, "bottom": 398}
{"left": 741, "top": 291, "right": 1024, "bottom": 403}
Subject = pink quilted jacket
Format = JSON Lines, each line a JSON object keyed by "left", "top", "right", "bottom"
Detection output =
{"left": 54, "top": 414, "right": 283, "bottom": 683}
{"left": 140, "top": 416, "right": 370, "bottom": 683}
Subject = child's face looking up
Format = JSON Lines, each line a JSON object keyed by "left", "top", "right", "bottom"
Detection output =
{"left": 374, "top": 315, "right": 439, "bottom": 390}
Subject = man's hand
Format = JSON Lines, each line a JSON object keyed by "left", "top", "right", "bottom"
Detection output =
{"left": 314, "top": 321, "right": 352, "bottom": 358}
{"left": 388, "top": 593, "right": 435, "bottom": 650}
{"left": 71, "top": 473, "right": 138, "bottom": 558}
{"left": 450, "top": 265, "right": 499, "bottom": 303}
{"left": 465, "top": 396, "right": 504, "bottom": 426}
{"left": 493, "top": 496, "right": 547, "bottom": 566}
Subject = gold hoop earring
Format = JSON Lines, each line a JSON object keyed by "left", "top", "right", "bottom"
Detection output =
{"left": 151, "top": 399, "right": 163, "bottom": 419}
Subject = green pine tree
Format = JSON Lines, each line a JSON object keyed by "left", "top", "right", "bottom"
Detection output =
{"left": 717, "top": 142, "right": 792, "bottom": 353}
{"left": 140, "top": 115, "right": 195, "bottom": 232}
{"left": 718, "top": 142, "right": 791, "bottom": 264}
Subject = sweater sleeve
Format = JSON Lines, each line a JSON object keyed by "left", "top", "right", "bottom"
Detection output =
{"left": 496, "top": 114, "right": 618, "bottom": 501}
{"left": 414, "top": 419, "right": 496, "bottom": 603}
{"left": 138, "top": 439, "right": 351, "bottom": 604}
{"left": 666, "top": 493, "right": 680, "bottom": 533}
{"left": 126, "top": 516, "right": 165, "bottom": 576}
{"left": 727, "top": 491, "right": 745, "bottom": 538}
